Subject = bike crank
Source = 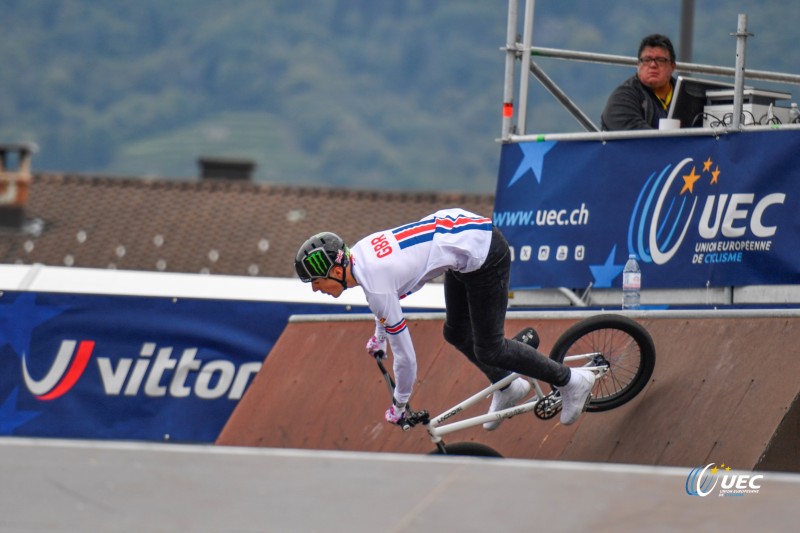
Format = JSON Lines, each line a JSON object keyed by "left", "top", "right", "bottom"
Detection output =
{"left": 533, "top": 393, "right": 561, "bottom": 420}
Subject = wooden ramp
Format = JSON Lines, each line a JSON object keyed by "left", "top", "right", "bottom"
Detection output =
{"left": 217, "top": 310, "right": 800, "bottom": 472}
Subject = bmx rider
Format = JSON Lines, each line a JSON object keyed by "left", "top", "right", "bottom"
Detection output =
{"left": 294, "top": 208, "right": 595, "bottom": 430}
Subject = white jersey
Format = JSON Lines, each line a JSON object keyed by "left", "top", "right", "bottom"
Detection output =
{"left": 350, "top": 208, "right": 493, "bottom": 403}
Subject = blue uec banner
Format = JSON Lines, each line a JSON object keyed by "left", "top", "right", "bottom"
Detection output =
{"left": 0, "top": 291, "right": 342, "bottom": 442}
{"left": 494, "top": 130, "right": 800, "bottom": 290}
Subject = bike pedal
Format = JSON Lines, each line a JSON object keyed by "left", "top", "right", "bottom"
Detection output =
{"left": 513, "top": 326, "right": 540, "bottom": 349}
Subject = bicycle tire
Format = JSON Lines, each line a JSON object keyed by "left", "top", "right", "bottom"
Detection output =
{"left": 549, "top": 314, "right": 655, "bottom": 412}
{"left": 427, "top": 442, "right": 503, "bottom": 458}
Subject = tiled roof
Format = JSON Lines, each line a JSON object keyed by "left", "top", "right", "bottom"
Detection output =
{"left": 0, "top": 174, "right": 495, "bottom": 278}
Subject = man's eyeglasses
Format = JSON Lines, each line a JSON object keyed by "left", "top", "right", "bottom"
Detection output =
{"left": 639, "top": 56, "right": 672, "bottom": 66}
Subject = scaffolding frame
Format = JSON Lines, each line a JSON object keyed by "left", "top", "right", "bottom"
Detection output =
{"left": 501, "top": 1, "right": 800, "bottom": 142}
{"left": 498, "top": 2, "right": 800, "bottom": 308}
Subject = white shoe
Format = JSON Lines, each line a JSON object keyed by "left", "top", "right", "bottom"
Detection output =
{"left": 559, "top": 368, "right": 595, "bottom": 425}
{"left": 483, "top": 377, "right": 531, "bottom": 431}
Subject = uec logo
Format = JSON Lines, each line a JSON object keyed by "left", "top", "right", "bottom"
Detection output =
{"left": 685, "top": 463, "right": 763, "bottom": 497}
{"left": 630, "top": 157, "right": 785, "bottom": 265}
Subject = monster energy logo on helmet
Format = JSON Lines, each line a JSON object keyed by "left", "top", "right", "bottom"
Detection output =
{"left": 294, "top": 231, "right": 349, "bottom": 282}
{"left": 304, "top": 249, "right": 332, "bottom": 277}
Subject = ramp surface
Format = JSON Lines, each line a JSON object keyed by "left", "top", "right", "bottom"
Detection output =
{"left": 3, "top": 438, "right": 800, "bottom": 532}
{"left": 217, "top": 311, "right": 800, "bottom": 472}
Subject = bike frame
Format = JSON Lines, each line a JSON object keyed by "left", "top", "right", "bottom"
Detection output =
{"left": 375, "top": 351, "right": 608, "bottom": 445}
{"left": 425, "top": 354, "right": 607, "bottom": 442}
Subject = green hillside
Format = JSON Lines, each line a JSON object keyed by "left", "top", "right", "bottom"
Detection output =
{"left": 1, "top": 1, "right": 797, "bottom": 192}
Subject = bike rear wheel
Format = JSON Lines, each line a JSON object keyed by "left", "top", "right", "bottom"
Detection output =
{"left": 549, "top": 314, "right": 655, "bottom": 412}
{"left": 428, "top": 442, "right": 503, "bottom": 458}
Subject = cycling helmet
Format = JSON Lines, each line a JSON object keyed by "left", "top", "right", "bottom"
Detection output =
{"left": 294, "top": 232, "right": 350, "bottom": 283}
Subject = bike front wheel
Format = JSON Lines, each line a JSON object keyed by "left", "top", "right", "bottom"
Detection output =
{"left": 427, "top": 442, "right": 503, "bottom": 458}
{"left": 549, "top": 314, "right": 656, "bottom": 412}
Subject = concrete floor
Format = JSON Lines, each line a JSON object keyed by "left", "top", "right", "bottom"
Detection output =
{"left": 1, "top": 438, "right": 798, "bottom": 532}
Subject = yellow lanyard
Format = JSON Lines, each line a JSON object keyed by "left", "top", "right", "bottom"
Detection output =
{"left": 658, "top": 86, "right": 673, "bottom": 110}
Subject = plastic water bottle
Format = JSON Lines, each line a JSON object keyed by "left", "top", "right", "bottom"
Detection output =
{"left": 622, "top": 254, "right": 641, "bottom": 310}
{"left": 790, "top": 103, "right": 800, "bottom": 124}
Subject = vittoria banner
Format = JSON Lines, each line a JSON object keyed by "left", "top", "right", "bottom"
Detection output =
{"left": 0, "top": 291, "right": 353, "bottom": 442}
{"left": 494, "top": 130, "right": 800, "bottom": 289}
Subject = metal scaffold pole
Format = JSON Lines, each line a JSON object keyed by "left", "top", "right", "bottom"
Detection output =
{"left": 501, "top": 0, "right": 519, "bottom": 141}
{"left": 516, "top": 0, "right": 535, "bottom": 135}
{"left": 731, "top": 14, "right": 752, "bottom": 131}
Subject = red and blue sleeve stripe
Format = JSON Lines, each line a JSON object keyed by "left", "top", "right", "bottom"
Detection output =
{"left": 392, "top": 214, "right": 492, "bottom": 249}
{"left": 385, "top": 319, "right": 407, "bottom": 335}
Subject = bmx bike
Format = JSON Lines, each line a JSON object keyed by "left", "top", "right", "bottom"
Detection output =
{"left": 373, "top": 313, "right": 656, "bottom": 458}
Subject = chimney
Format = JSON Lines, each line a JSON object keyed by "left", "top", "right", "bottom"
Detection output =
{"left": 198, "top": 157, "right": 256, "bottom": 181}
{"left": 0, "top": 143, "right": 35, "bottom": 228}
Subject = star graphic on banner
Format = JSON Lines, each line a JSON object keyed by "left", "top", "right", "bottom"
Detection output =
{"left": 703, "top": 157, "right": 713, "bottom": 172}
{"left": 0, "top": 292, "right": 65, "bottom": 357}
{"left": 508, "top": 141, "right": 556, "bottom": 187}
{"left": 0, "top": 388, "right": 40, "bottom": 435}
{"left": 589, "top": 246, "right": 625, "bottom": 288}
{"left": 711, "top": 166, "right": 721, "bottom": 184}
{"left": 680, "top": 166, "right": 702, "bottom": 194}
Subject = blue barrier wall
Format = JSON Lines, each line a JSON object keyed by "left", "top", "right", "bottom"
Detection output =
{"left": 0, "top": 290, "right": 370, "bottom": 443}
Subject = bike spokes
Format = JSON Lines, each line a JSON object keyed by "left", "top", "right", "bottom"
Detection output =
{"left": 549, "top": 315, "right": 656, "bottom": 412}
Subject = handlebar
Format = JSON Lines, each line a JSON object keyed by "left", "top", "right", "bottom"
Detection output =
{"left": 372, "top": 350, "right": 429, "bottom": 431}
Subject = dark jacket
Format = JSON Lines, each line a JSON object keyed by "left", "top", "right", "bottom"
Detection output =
{"left": 601, "top": 75, "right": 674, "bottom": 131}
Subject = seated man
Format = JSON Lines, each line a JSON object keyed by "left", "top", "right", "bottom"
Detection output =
{"left": 601, "top": 34, "right": 677, "bottom": 130}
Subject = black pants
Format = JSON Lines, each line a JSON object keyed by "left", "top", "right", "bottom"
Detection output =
{"left": 442, "top": 226, "right": 570, "bottom": 387}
